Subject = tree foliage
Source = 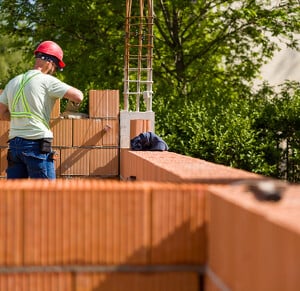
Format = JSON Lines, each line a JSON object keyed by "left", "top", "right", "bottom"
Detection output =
{"left": 0, "top": 0, "right": 300, "bottom": 180}
{"left": 0, "top": 34, "right": 29, "bottom": 87}
{"left": 0, "top": 0, "right": 126, "bottom": 94}
{"left": 152, "top": 0, "right": 300, "bottom": 179}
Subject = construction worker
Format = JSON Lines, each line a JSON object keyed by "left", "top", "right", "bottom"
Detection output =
{"left": 0, "top": 40, "right": 83, "bottom": 179}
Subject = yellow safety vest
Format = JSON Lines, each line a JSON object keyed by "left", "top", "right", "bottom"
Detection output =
{"left": 10, "top": 72, "right": 50, "bottom": 130}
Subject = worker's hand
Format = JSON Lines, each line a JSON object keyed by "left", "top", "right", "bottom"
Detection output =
{"left": 65, "top": 100, "right": 81, "bottom": 112}
{"left": 64, "top": 87, "right": 84, "bottom": 104}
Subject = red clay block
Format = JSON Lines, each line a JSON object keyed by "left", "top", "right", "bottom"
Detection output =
{"left": 0, "top": 147, "right": 8, "bottom": 177}
{"left": 0, "top": 274, "right": 9, "bottom": 290}
{"left": 23, "top": 188, "right": 33, "bottom": 265}
{"left": 105, "top": 190, "right": 118, "bottom": 264}
{"left": 88, "top": 188, "right": 100, "bottom": 264}
{"left": 4, "top": 185, "right": 23, "bottom": 266}
{"left": 57, "top": 272, "right": 73, "bottom": 291}
{"left": 88, "top": 182, "right": 151, "bottom": 265}
{"left": 83, "top": 188, "right": 93, "bottom": 263}
{"left": 206, "top": 192, "right": 235, "bottom": 288}
{"left": 207, "top": 184, "right": 300, "bottom": 290}
{"left": 0, "top": 121, "right": 10, "bottom": 147}
{"left": 50, "top": 99, "right": 60, "bottom": 119}
{"left": 204, "top": 274, "right": 223, "bottom": 291}
{"left": 75, "top": 272, "right": 199, "bottom": 291}
{"left": 0, "top": 272, "right": 73, "bottom": 291}
{"left": 21, "top": 181, "right": 52, "bottom": 265}
{"left": 40, "top": 187, "right": 49, "bottom": 265}
{"left": 126, "top": 151, "right": 261, "bottom": 183}
{"left": 73, "top": 119, "right": 103, "bottom": 147}
{"left": 60, "top": 148, "right": 89, "bottom": 176}
{"left": 30, "top": 273, "right": 40, "bottom": 290}
{"left": 255, "top": 207, "right": 300, "bottom": 290}
{"left": 89, "top": 148, "right": 119, "bottom": 176}
{"left": 0, "top": 191, "right": 5, "bottom": 265}
{"left": 97, "top": 190, "right": 109, "bottom": 264}
{"left": 50, "top": 119, "right": 72, "bottom": 147}
{"left": 130, "top": 119, "right": 152, "bottom": 139}
{"left": 61, "top": 186, "right": 72, "bottom": 264}
{"left": 76, "top": 273, "right": 106, "bottom": 291}
{"left": 119, "top": 149, "right": 130, "bottom": 180}
{"left": 120, "top": 149, "right": 138, "bottom": 180}
{"left": 150, "top": 184, "right": 206, "bottom": 265}
{"left": 24, "top": 186, "right": 43, "bottom": 265}
{"left": 89, "top": 89, "right": 120, "bottom": 118}
{"left": 47, "top": 188, "right": 57, "bottom": 265}
{"left": 78, "top": 187, "right": 88, "bottom": 263}
{"left": 102, "top": 119, "right": 119, "bottom": 146}
{"left": 70, "top": 187, "right": 80, "bottom": 263}
{"left": 112, "top": 190, "right": 121, "bottom": 264}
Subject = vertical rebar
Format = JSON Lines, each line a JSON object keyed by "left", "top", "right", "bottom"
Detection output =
{"left": 136, "top": 0, "right": 144, "bottom": 111}
{"left": 124, "top": 0, "right": 153, "bottom": 112}
{"left": 146, "top": 0, "right": 153, "bottom": 111}
{"left": 124, "top": 0, "right": 132, "bottom": 111}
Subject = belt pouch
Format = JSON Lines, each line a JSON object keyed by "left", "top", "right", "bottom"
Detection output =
{"left": 39, "top": 138, "right": 52, "bottom": 153}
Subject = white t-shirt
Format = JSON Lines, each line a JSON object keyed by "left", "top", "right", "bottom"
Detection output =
{"left": 0, "top": 69, "right": 70, "bottom": 140}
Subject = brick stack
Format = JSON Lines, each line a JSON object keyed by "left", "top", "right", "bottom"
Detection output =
{"left": 0, "top": 90, "right": 120, "bottom": 179}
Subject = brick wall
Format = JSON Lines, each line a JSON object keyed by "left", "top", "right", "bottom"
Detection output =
{"left": 120, "top": 149, "right": 262, "bottom": 183}
{"left": 0, "top": 150, "right": 298, "bottom": 290}
{"left": 120, "top": 150, "right": 300, "bottom": 291}
{"left": 0, "top": 179, "right": 205, "bottom": 291}
{"left": 0, "top": 90, "right": 120, "bottom": 179}
{"left": 0, "top": 159, "right": 299, "bottom": 291}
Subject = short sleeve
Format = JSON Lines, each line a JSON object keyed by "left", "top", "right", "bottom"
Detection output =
{"left": 46, "top": 75, "right": 71, "bottom": 99}
{"left": 0, "top": 89, "right": 8, "bottom": 106}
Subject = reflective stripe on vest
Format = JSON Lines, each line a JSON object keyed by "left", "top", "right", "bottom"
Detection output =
{"left": 10, "top": 72, "right": 50, "bottom": 130}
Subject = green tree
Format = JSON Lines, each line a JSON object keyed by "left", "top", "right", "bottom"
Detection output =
{"left": 153, "top": 0, "right": 299, "bottom": 94}
{"left": 253, "top": 81, "right": 300, "bottom": 180}
{"left": 0, "top": 34, "right": 29, "bottom": 88}
{"left": 152, "top": 0, "right": 300, "bottom": 177}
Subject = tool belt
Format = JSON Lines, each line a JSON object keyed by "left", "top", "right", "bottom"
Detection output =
{"left": 8, "top": 137, "right": 53, "bottom": 154}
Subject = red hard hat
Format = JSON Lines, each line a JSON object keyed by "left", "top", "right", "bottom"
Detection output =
{"left": 34, "top": 40, "right": 66, "bottom": 68}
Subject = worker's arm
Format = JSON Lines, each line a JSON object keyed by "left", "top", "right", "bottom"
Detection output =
{"left": 63, "top": 87, "right": 84, "bottom": 104}
{"left": 0, "top": 103, "right": 10, "bottom": 121}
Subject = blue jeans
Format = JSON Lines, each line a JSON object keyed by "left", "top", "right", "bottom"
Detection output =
{"left": 7, "top": 137, "right": 56, "bottom": 179}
